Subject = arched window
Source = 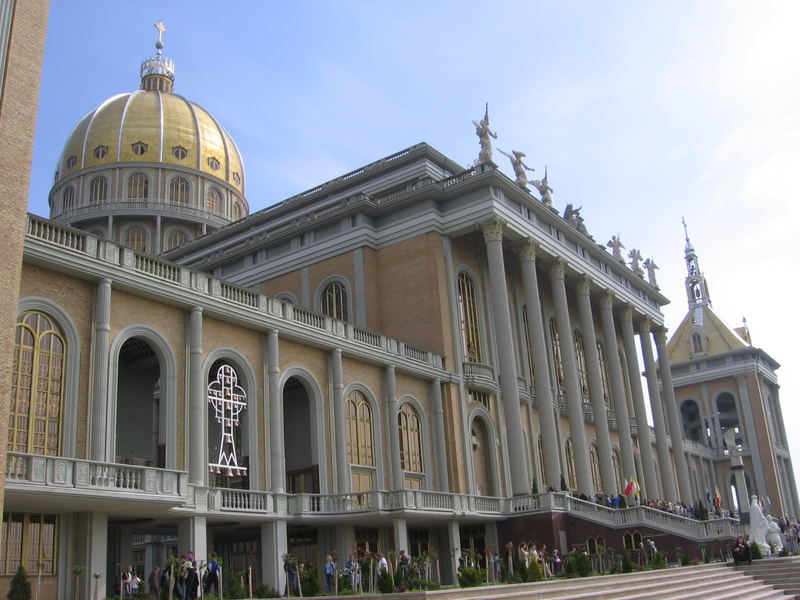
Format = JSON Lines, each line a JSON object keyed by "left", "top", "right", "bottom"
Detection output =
{"left": 590, "top": 444, "right": 602, "bottom": 493}
{"left": 574, "top": 331, "right": 590, "bottom": 401}
{"left": 612, "top": 449, "right": 623, "bottom": 494}
{"left": 62, "top": 186, "right": 75, "bottom": 211}
{"left": 169, "top": 177, "right": 190, "bottom": 205}
{"left": 233, "top": 202, "right": 242, "bottom": 220}
{"left": 346, "top": 390, "right": 374, "bottom": 492}
{"left": 10, "top": 311, "right": 65, "bottom": 455}
{"left": 565, "top": 438, "right": 577, "bottom": 491}
{"left": 207, "top": 360, "right": 249, "bottom": 489}
{"left": 623, "top": 531, "right": 642, "bottom": 551}
{"left": 691, "top": 332, "right": 704, "bottom": 354}
{"left": 399, "top": 403, "right": 423, "bottom": 488}
{"left": 89, "top": 176, "right": 107, "bottom": 205}
{"left": 597, "top": 343, "right": 612, "bottom": 410}
{"left": 458, "top": 272, "right": 482, "bottom": 362}
{"left": 164, "top": 229, "right": 189, "bottom": 251}
{"left": 128, "top": 173, "right": 148, "bottom": 200}
{"left": 587, "top": 536, "right": 606, "bottom": 555}
{"left": 522, "top": 306, "right": 535, "bottom": 383}
{"left": 716, "top": 392, "right": 742, "bottom": 449}
{"left": 680, "top": 399, "right": 703, "bottom": 442}
{"left": 124, "top": 226, "right": 147, "bottom": 252}
{"left": 549, "top": 319, "right": 565, "bottom": 395}
{"left": 321, "top": 281, "right": 348, "bottom": 322}
{"left": 207, "top": 187, "right": 222, "bottom": 213}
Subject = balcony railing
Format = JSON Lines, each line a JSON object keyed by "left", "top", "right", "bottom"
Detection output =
{"left": 5, "top": 452, "right": 187, "bottom": 499}
{"left": 462, "top": 362, "right": 497, "bottom": 392}
{"left": 287, "top": 490, "right": 504, "bottom": 516}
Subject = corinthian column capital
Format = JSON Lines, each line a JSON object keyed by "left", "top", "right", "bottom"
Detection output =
{"left": 576, "top": 276, "right": 592, "bottom": 296}
{"left": 550, "top": 260, "right": 566, "bottom": 280}
{"left": 516, "top": 238, "right": 538, "bottom": 262}
{"left": 599, "top": 290, "right": 615, "bottom": 310}
{"left": 480, "top": 217, "right": 506, "bottom": 242}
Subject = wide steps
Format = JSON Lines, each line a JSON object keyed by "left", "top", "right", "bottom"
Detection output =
{"left": 396, "top": 562, "right": 792, "bottom": 600}
{"left": 730, "top": 556, "right": 800, "bottom": 599}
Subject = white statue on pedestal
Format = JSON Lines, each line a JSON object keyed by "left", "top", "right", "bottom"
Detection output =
{"left": 766, "top": 519, "right": 784, "bottom": 554}
{"left": 748, "top": 495, "right": 771, "bottom": 556}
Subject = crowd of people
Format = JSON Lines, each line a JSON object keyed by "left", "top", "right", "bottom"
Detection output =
{"left": 116, "top": 550, "right": 222, "bottom": 599}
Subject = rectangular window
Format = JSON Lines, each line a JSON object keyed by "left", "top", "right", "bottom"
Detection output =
{"left": 1, "top": 513, "right": 57, "bottom": 575}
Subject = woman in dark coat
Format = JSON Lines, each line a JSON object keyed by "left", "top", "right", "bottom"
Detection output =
{"left": 732, "top": 536, "right": 752, "bottom": 565}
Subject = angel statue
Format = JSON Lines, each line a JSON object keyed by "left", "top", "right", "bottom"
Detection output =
{"left": 628, "top": 248, "right": 644, "bottom": 276}
{"left": 531, "top": 167, "right": 554, "bottom": 207}
{"left": 748, "top": 495, "right": 771, "bottom": 556}
{"left": 643, "top": 258, "right": 659, "bottom": 289}
{"left": 472, "top": 103, "right": 498, "bottom": 166}
{"left": 498, "top": 148, "right": 534, "bottom": 190}
{"left": 607, "top": 236, "right": 625, "bottom": 261}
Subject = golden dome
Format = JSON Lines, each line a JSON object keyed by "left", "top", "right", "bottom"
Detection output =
{"left": 55, "top": 90, "right": 245, "bottom": 193}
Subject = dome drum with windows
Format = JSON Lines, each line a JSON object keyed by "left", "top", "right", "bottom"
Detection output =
{"left": 49, "top": 23, "right": 248, "bottom": 254}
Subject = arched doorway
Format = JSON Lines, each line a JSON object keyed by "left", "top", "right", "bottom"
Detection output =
{"left": 680, "top": 399, "right": 704, "bottom": 442}
{"left": 284, "top": 377, "right": 319, "bottom": 493}
{"left": 115, "top": 337, "right": 163, "bottom": 467}
{"left": 470, "top": 417, "right": 495, "bottom": 497}
{"left": 207, "top": 358, "right": 250, "bottom": 488}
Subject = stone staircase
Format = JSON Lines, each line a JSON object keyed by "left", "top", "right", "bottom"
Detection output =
{"left": 373, "top": 563, "right": 795, "bottom": 600}
{"left": 731, "top": 555, "right": 800, "bottom": 598}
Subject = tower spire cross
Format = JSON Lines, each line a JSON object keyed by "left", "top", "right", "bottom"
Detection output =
{"left": 154, "top": 21, "right": 166, "bottom": 55}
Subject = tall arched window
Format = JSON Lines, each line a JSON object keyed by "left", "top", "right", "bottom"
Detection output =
{"left": 680, "top": 399, "right": 703, "bottom": 442}
{"left": 124, "top": 226, "right": 147, "bottom": 252}
{"left": 565, "top": 438, "right": 577, "bottom": 491}
{"left": 522, "top": 306, "right": 535, "bottom": 383}
{"left": 691, "top": 332, "right": 704, "bottom": 354}
{"left": 128, "top": 173, "right": 148, "bottom": 200}
{"left": 321, "top": 281, "right": 348, "bottom": 322}
{"left": 549, "top": 319, "right": 565, "bottom": 395}
{"left": 169, "top": 176, "right": 190, "bottom": 205}
{"left": 164, "top": 229, "right": 189, "bottom": 251}
{"left": 597, "top": 343, "right": 612, "bottom": 410}
{"left": 207, "top": 187, "right": 222, "bottom": 213}
{"left": 574, "top": 331, "right": 589, "bottom": 401}
{"left": 458, "top": 272, "right": 482, "bottom": 362}
{"left": 589, "top": 444, "right": 602, "bottom": 493}
{"left": 612, "top": 449, "right": 623, "bottom": 494}
{"left": 398, "top": 403, "right": 423, "bottom": 488}
{"left": 89, "top": 176, "right": 107, "bottom": 205}
{"left": 233, "top": 202, "right": 242, "bottom": 220}
{"left": 62, "top": 186, "right": 75, "bottom": 211}
{"left": 716, "top": 392, "right": 742, "bottom": 448}
{"left": 346, "top": 390, "right": 374, "bottom": 492}
{"left": 10, "top": 311, "right": 65, "bottom": 455}
{"left": 207, "top": 360, "right": 249, "bottom": 489}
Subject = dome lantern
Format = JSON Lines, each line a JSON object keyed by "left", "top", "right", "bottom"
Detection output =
{"left": 140, "top": 21, "right": 175, "bottom": 93}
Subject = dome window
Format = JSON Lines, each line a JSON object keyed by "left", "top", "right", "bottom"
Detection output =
{"left": 131, "top": 141, "right": 148, "bottom": 156}
{"left": 128, "top": 173, "right": 149, "bottom": 201}
{"left": 62, "top": 186, "right": 75, "bottom": 211}
{"left": 89, "top": 177, "right": 108, "bottom": 205}
{"left": 66, "top": 156, "right": 77, "bottom": 170}
{"left": 206, "top": 187, "right": 222, "bottom": 213}
{"left": 172, "top": 146, "right": 187, "bottom": 160}
{"left": 207, "top": 157, "right": 220, "bottom": 171}
{"left": 124, "top": 226, "right": 148, "bottom": 253}
{"left": 233, "top": 172, "right": 241, "bottom": 186}
{"left": 169, "top": 177, "right": 190, "bottom": 205}
{"left": 93, "top": 145, "right": 108, "bottom": 159}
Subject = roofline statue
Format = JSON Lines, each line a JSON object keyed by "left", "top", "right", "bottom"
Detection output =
{"left": 531, "top": 166, "right": 553, "bottom": 207}
{"left": 473, "top": 103, "right": 498, "bottom": 167}
{"left": 607, "top": 235, "right": 625, "bottom": 262}
{"left": 498, "top": 148, "right": 534, "bottom": 190}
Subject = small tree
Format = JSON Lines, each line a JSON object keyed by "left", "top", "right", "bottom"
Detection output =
{"left": 531, "top": 479, "right": 539, "bottom": 494}
{"left": 72, "top": 565, "right": 86, "bottom": 600}
{"left": 8, "top": 565, "right": 32, "bottom": 600}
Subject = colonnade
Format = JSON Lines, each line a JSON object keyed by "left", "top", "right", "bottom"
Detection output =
{"left": 480, "top": 218, "right": 692, "bottom": 504}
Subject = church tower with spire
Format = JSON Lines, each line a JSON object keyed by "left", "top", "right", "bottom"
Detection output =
{"left": 663, "top": 222, "right": 799, "bottom": 521}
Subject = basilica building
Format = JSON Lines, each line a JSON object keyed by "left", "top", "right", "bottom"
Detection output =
{"left": 2, "top": 25, "right": 797, "bottom": 600}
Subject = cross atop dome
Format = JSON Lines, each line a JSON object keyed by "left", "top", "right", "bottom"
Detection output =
{"left": 140, "top": 21, "right": 175, "bottom": 93}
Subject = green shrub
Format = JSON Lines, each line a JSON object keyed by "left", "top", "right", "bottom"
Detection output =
{"left": 254, "top": 583, "right": 280, "bottom": 598}
{"left": 223, "top": 569, "right": 246, "bottom": 599}
{"left": 299, "top": 569, "right": 320, "bottom": 596}
{"left": 621, "top": 550, "right": 635, "bottom": 573}
{"left": 376, "top": 571, "right": 393, "bottom": 594}
{"left": 8, "top": 566, "right": 31, "bottom": 600}
{"left": 750, "top": 541, "right": 764, "bottom": 560}
{"left": 564, "top": 552, "right": 592, "bottom": 577}
{"left": 650, "top": 551, "right": 667, "bottom": 570}
{"left": 676, "top": 547, "right": 690, "bottom": 566}
{"left": 457, "top": 566, "right": 485, "bottom": 588}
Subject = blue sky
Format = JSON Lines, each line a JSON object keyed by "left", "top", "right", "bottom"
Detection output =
{"left": 29, "top": 1, "right": 800, "bottom": 499}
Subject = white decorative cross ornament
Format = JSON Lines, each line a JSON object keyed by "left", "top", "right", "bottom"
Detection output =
{"left": 208, "top": 364, "right": 248, "bottom": 476}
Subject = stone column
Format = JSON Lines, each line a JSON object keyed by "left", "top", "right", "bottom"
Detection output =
{"left": 638, "top": 318, "right": 676, "bottom": 501}
{"left": 654, "top": 327, "right": 693, "bottom": 504}
{"left": 550, "top": 261, "right": 592, "bottom": 495}
{"left": 77, "top": 512, "right": 108, "bottom": 599}
{"left": 261, "top": 521, "right": 288, "bottom": 593}
{"left": 598, "top": 293, "right": 637, "bottom": 486}
{"left": 188, "top": 307, "right": 205, "bottom": 486}
{"left": 331, "top": 349, "right": 350, "bottom": 493}
{"left": 90, "top": 278, "right": 112, "bottom": 462}
{"left": 517, "top": 240, "right": 561, "bottom": 489}
{"left": 267, "top": 330, "right": 285, "bottom": 492}
{"left": 576, "top": 279, "right": 616, "bottom": 495}
{"left": 385, "top": 365, "right": 404, "bottom": 490}
{"left": 620, "top": 306, "right": 658, "bottom": 500}
{"left": 431, "top": 378, "right": 449, "bottom": 491}
{"left": 178, "top": 517, "right": 207, "bottom": 565}
{"left": 447, "top": 520, "right": 462, "bottom": 585}
{"left": 393, "top": 518, "right": 409, "bottom": 555}
{"left": 480, "top": 218, "right": 531, "bottom": 495}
